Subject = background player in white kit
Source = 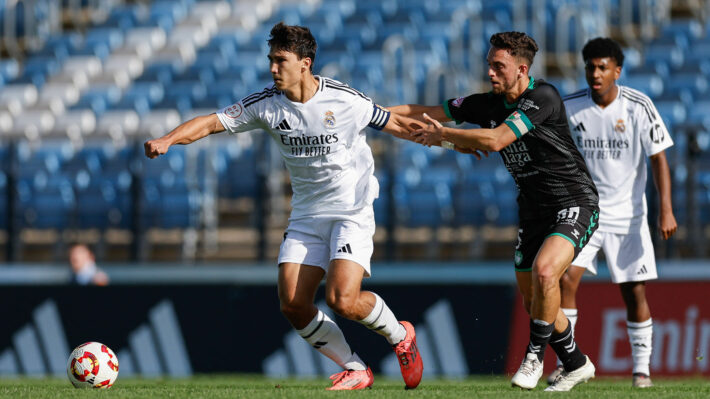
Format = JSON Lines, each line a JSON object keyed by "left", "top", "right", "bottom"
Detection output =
{"left": 144, "top": 22, "right": 423, "bottom": 391}
{"left": 553, "top": 37, "right": 678, "bottom": 388}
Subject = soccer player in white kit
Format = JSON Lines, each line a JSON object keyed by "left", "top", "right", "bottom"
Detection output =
{"left": 144, "top": 22, "right": 423, "bottom": 390}
{"left": 551, "top": 37, "right": 678, "bottom": 388}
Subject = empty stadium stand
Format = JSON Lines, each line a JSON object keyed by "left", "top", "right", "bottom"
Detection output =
{"left": 1, "top": 0, "right": 709, "bottom": 262}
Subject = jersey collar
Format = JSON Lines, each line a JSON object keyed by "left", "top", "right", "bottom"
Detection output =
{"left": 503, "top": 76, "right": 535, "bottom": 109}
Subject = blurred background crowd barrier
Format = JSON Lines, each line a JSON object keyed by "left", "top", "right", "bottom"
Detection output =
{"left": 1, "top": 0, "right": 710, "bottom": 263}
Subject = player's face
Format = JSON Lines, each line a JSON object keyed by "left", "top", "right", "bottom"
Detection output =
{"left": 268, "top": 49, "right": 310, "bottom": 90}
{"left": 487, "top": 47, "right": 525, "bottom": 95}
{"left": 585, "top": 57, "right": 621, "bottom": 97}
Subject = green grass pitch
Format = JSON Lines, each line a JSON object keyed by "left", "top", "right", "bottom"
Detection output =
{"left": 1, "top": 375, "right": 709, "bottom": 398}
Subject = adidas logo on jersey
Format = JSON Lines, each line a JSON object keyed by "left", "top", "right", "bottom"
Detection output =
{"left": 573, "top": 122, "right": 586, "bottom": 132}
{"left": 336, "top": 244, "right": 353, "bottom": 254}
{"left": 637, "top": 265, "right": 648, "bottom": 275}
{"left": 276, "top": 119, "right": 292, "bottom": 131}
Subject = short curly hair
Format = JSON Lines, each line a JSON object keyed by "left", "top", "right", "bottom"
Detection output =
{"left": 489, "top": 32, "right": 539, "bottom": 66}
{"left": 268, "top": 22, "right": 317, "bottom": 71}
{"left": 582, "top": 37, "right": 624, "bottom": 66}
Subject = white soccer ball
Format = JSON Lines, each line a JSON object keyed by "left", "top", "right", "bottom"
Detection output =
{"left": 66, "top": 341, "right": 119, "bottom": 388}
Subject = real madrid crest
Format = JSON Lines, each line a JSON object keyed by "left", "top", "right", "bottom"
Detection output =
{"left": 615, "top": 118, "right": 625, "bottom": 133}
{"left": 323, "top": 110, "right": 336, "bottom": 128}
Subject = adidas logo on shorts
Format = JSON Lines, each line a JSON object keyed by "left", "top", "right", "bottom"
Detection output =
{"left": 336, "top": 244, "right": 353, "bottom": 254}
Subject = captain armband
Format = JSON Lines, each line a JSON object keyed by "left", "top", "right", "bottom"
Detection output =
{"left": 368, "top": 104, "right": 391, "bottom": 130}
{"left": 504, "top": 110, "right": 534, "bottom": 139}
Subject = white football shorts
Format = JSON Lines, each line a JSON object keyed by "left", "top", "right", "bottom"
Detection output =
{"left": 278, "top": 206, "right": 375, "bottom": 276}
{"left": 571, "top": 225, "right": 657, "bottom": 283}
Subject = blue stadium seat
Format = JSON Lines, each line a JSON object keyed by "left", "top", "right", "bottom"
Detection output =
{"left": 112, "top": 82, "right": 165, "bottom": 115}
{"left": 373, "top": 170, "right": 391, "bottom": 226}
{"left": 14, "top": 173, "right": 75, "bottom": 229}
{"left": 84, "top": 27, "right": 124, "bottom": 51}
{"left": 0, "top": 171, "right": 7, "bottom": 229}
{"left": 620, "top": 74, "right": 663, "bottom": 98}
{"left": 12, "top": 56, "right": 61, "bottom": 87}
{"left": 201, "top": 38, "right": 238, "bottom": 61}
{"left": 213, "top": 142, "right": 259, "bottom": 199}
{"left": 644, "top": 44, "right": 684, "bottom": 69}
{"left": 660, "top": 19, "right": 703, "bottom": 43}
{"left": 173, "top": 66, "right": 217, "bottom": 85}
{"left": 67, "top": 41, "right": 111, "bottom": 60}
{"left": 687, "top": 99, "right": 710, "bottom": 124}
{"left": 626, "top": 63, "right": 670, "bottom": 78}
{"left": 664, "top": 73, "right": 708, "bottom": 98}
{"left": 190, "top": 97, "right": 222, "bottom": 110}
{"left": 141, "top": 172, "right": 199, "bottom": 229}
{"left": 72, "top": 87, "right": 122, "bottom": 115}
{"left": 96, "top": 5, "right": 143, "bottom": 30}
{"left": 73, "top": 174, "right": 128, "bottom": 229}
{"left": 153, "top": 96, "right": 192, "bottom": 114}
{"left": 393, "top": 179, "right": 454, "bottom": 228}
{"left": 655, "top": 100, "right": 686, "bottom": 127}
{"left": 15, "top": 141, "right": 74, "bottom": 180}
{"left": 0, "top": 59, "right": 19, "bottom": 84}
{"left": 150, "top": 0, "right": 188, "bottom": 22}
{"left": 137, "top": 61, "right": 183, "bottom": 85}
{"left": 123, "top": 82, "right": 165, "bottom": 106}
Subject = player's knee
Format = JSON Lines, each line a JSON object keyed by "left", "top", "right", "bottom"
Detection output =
{"left": 560, "top": 272, "right": 578, "bottom": 295}
{"left": 533, "top": 263, "right": 559, "bottom": 289}
{"left": 279, "top": 297, "right": 308, "bottom": 320}
{"left": 326, "top": 293, "right": 358, "bottom": 319}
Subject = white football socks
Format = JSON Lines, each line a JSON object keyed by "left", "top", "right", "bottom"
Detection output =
{"left": 297, "top": 309, "right": 367, "bottom": 371}
{"left": 627, "top": 318, "right": 653, "bottom": 376}
{"left": 556, "top": 308, "right": 578, "bottom": 367}
{"left": 358, "top": 293, "right": 406, "bottom": 345}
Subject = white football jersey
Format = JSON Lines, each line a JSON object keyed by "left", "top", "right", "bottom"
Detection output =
{"left": 216, "top": 76, "right": 390, "bottom": 218}
{"left": 564, "top": 85, "right": 673, "bottom": 233}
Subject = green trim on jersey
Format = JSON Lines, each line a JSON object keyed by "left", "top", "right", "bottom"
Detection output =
{"left": 514, "top": 265, "right": 533, "bottom": 272}
{"left": 442, "top": 100, "right": 462, "bottom": 124}
{"left": 504, "top": 110, "right": 534, "bottom": 138}
{"left": 502, "top": 77, "right": 535, "bottom": 109}
{"left": 547, "top": 232, "right": 576, "bottom": 248}
{"left": 503, "top": 98, "right": 517, "bottom": 109}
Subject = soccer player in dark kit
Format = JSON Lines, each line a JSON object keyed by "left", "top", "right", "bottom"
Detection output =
{"left": 390, "top": 31, "right": 599, "bottom": 391}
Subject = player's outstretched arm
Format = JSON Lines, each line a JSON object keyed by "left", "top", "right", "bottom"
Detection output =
{"left": 650, "top": 150, "right": 677, "bottom": 239}
{"left": 144, "top": 113, "right": 225, "bottom": 159}
{"left": 413, "top": 113, "right": 517, "bottom": 152}
{"left": 381, "top": 112, "right": 427, "bottom": 142}
{"left": 387, "top": 104, "right": 450, "bottom": 123}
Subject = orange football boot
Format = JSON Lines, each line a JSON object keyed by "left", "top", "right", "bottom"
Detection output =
{"left": 326, "top": 367, "right": 374, "bottom": 390}
{"left": 393, "top": 321, "right": 423, "bottom": 389}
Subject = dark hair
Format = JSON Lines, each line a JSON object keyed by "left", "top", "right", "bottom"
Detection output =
{"left": 268, "top": 22, "right": 317, "bottom": 71}
{"left": 489, "top": 32, "right": 539, "bottom": 66}
{"left": 582, "top": 37, "right": 624, "bottom": 67}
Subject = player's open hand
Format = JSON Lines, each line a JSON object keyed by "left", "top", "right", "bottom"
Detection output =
{"left": 412, "top": 113, "right": 444, "bottom": 147}
{"left": 144, "top": 138, "right": 170, "bottom": 159}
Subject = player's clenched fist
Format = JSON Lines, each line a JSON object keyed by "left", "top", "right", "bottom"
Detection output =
{"left": 144, "top": 139, "right": 170, "bottom": 158}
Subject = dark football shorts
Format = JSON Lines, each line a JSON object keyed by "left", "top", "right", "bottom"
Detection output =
{"left": 513, "top": 206, "right": 600, "bottom": 272}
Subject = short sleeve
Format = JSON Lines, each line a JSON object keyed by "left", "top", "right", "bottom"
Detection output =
{"left": 346, "top": 89, "right": 382, "bottom": 132}
{"left": 504, "top": 85, "right": 559, "bottom": 138}
{"left": 215, "top": 88, "right": 273, "bottom": 133}
{"left": 443, "top": 94, "right": 488, "bottom": 125}
{"left": 637, "top": 100, "right": 673, "bottom": 156}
